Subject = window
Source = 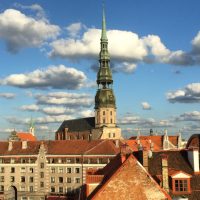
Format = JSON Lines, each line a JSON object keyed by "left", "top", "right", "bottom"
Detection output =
{"left": 67, "top": 177, "right": 72, "bottom": 183}
{"left": 40, "top": 172, "right": 44, "bottom": 178}
{"left": 75, "top": 158, "right": 80, "bottom": 163}
{"left": 59, "top": 167, "right": 63, "bottom": 173}
{"left": 0, "top": 185, "right": 4, "bottom": 191}
{"left": 40, "top": 163, "right": 44, "bottom": 168}
{"left": 103, "top": 111, "right": 105, "bottom": 115}
{"left": 11, "top": 158, "right": 15, "bottom": 164}
{"left": 59, "top": 177, "right": 63, "bottom": 183}
{"left": 29, "top": 177, "right": 34, "bottom": 183}
{"left": 0, "top": 176, "right": 4, "bottom": 182}
{"left": 21, "top": 197, "right": 27, "bottom": 200}
{"left": 10, "top": 167, "right": 15, "bottom": 173}
{"left": 51, "top": 186, "right": 55, "bottom": 193}
{"left": 113, "top": 133, "right": 115, "bottom": 138}
{"left": 108, "top": 133, "right": 111, "bottom": 138}
{"left": 75, "top": 168, "right": 80, "bottom": 173}
{"left": 66, "top": 159, "right": 71, "bottom": 163}
{"left": 75, "top": 178, "right": 80, "bottom": 183}
{"left": 110, "top": 118, "right": 113, "bottom": 123}
{"left": 67, "top": 168, "right": 71, "bottom": 173}
{"left": 21, "top": 186, "right": 25, "bottom": 191}
{"left": 51, "top": 177, "right": 55, "bottom": 183}
{"left": 110, "top": 111, "right": 112, "bottom": 115}
{"left": 59, "top": 187, "right": 63, "bottom": 193}
{"left": 30, "top": 158, "right": 35, "bottom": 163}
{"left": 21, "top": 159, "right": 26, "bottom": 163}
{"left": 29, "top": 186, "right": 34, "bottom": 192}
{"left": 0, "top": 167, "right": 4, "bottom": 173}
{"left": 103, "top": 118, "right": 106, "bottom": 123}
{"left": 29, "top": 168, "right": 34, "bottom": 173}
{"left": 10, "top": 176, "right": 15, "bottom": 182}
{"left": 174, "top": 179, "right": 188, "bottom": 192}
{"left": 40, "top": 182, "right": 44, "bottom": 187}
{"left": 21, "top": 167, "right": 26, "bottom": 173}
{"left": 67, "top": 187, "right": 72, "bottom": 193}
{"left": 51, "top": 167, "right": 55, "bottom": 173}
{"left": 21, "top": 176, "right": 25, "bottom": 183}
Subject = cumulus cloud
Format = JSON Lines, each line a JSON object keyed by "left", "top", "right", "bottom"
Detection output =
{"left": 0, "top": 65, "right": 88, "bottom": 90}
{"left": 49, "top": 26, "right": 200, "bottom": 71}
{"left": 0, "top": 93, "right": 16, "bottom": 99}
{"left": 175, "top": 111, "right": 200, "bottom": 121}
{"left": 167, "top": 83, "right": 200, "bottom": 103}
{"left": 118, "top": 114, "right": 173, "bottom": 128}
{"left": 41, "top": 107, "right": 75, "bottom": 115}
{"left": 0, "top": 9, "right": 60, "bottom": 52}
{"left": 79, "top": 109, "right": 94, "bottom": 118}
{"left": 141, "top": 102, "right": 151, "bottom": 110}
{"left": 66, "top": 22, "right": 86, "bottom": 38}
{"left": 20, "top": 104, "right": 39, "bottom": 111}
{"left": 35, "top": 92, "right": 93, "bottom": 107}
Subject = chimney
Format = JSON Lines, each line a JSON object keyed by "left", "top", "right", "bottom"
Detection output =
{"left": 161, "top": 154, "right": 169, "bottom": 192}
{"left": 22, "top": 140, "right": 28, "bottom": 149}
{"left": 187, "top": 147, "right": 199, "bottom": 173}
{"left": 8, "top": 141, "right": 13, "bottom": 151}
{"left": 115, "top": 139, "right": 119, "bottom": 148}
{"left": 142, "top": 147, "right": 148, "bottom": 171}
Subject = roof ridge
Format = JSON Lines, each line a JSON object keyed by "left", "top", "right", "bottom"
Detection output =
{"left": 84, "top": 140, "right": 107, "bottom": 154}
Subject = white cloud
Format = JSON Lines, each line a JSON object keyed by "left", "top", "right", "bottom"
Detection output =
{"left": 167, "top": 83, "right": 200, "bottom": 103}
{"left": 0, "top": 9, "right": 60, "bottom": 52}
{"left": 41, "top": 107, "right": 75, "bottom": 115}
{"left": 1, "top": 65, "right": 88, "bottom": 89}
{"left": 141, "top": 102, "right": 151, "bottom": 110}
{"left": 20, "top": 104, "right": 39, "bottom": 111}
{"left": 192, "top": 31, "right": 200, "bottom": 54}
{"left": 175, "top": 111, "right": 200, "bottom": 121}
{"left": 66, "top": 22, "right": 86, "bottom": 38}
{"left": 0, "top": 93, "right": 16, "bottom": 99}
{"left": 79, "top": 109, "right": 94, "bottom": 118}
{"left": 35, "top": 92, "right": 93, "bottom": 107}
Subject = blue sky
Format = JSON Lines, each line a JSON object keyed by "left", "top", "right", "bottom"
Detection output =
{"left": 0, "top": 0, "right": 200, "bottom": 140}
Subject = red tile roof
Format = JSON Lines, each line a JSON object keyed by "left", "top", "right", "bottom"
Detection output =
{"left": 17, "top": 132, "right": 37, "bottom": 141}
{"left": 88, "top": 154, "right": 171, "bottom": 200}
{"left": 0, "top": 140, "right": 120, "bottom": 156}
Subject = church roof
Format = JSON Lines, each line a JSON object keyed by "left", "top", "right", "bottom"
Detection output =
{"left": 56, "top": 117, "right": 95, "bottom": 133}
{"left": 17, "top": 132, "right": 37, "bottom": 141}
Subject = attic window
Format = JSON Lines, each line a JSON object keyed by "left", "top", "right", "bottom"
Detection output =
{"left": 172, "top": 179, "right": 191, "bottom": 194}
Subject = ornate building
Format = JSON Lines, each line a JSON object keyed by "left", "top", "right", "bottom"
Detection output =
{"left": 56, "top": 9, "right": 122, "bottom": 141}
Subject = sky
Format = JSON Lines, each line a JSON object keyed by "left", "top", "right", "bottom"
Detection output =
{"left": 0, "top": 0, "right": 200, "bottom": 140}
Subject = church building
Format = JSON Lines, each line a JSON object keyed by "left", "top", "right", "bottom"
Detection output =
{"left": 55, "top": 9, "right": 122, "bottom": 141}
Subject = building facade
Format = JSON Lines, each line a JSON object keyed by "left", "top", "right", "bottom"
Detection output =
{"left": 0, "top": 140, "right": 120, "bottom": 200}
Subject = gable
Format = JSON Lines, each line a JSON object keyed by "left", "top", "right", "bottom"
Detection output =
{"left": 171, "top": 171, "right": 192, "bottom": 179}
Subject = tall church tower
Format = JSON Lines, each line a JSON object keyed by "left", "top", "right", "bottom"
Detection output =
{"left": 95, "top": 8, "right": 122, "bottom": 139}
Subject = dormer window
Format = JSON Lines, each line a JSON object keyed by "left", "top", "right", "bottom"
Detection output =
{"left": 171, "top": 171, "right": 192, "bottom": 194}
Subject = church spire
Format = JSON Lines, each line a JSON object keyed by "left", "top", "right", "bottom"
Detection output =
{"left": 97, "top": 6, "right": 113, "bottom": 87}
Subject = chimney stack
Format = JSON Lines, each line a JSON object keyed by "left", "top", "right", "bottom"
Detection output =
{"left": 8, "top": 141, "right": 13, "bottom": 151}
{"left": 161, "top": 154, "right": 169, "bottom": 192}
{"left": 22, "top": 140, "right": 28, "bottom": 149}
{"left": 142, "top": 147, "right": 148, "bottom": 171}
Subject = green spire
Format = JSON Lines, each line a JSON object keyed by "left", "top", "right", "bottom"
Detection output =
{"left": 97, "top": 6, "right": 113, "bottom": 85}
{"left": 101, "top": 6, "right": 108, "bottom": 41}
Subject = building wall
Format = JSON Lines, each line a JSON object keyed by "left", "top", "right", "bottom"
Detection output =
{"left": 100, "top": 127, "right": 122, "bottom": 140}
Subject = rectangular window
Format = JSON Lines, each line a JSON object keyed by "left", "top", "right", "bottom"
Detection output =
{"left": 29, "top": 177, "right": 34, "bottom": 183}
{"left": 0, "top": 176, "right": 4, "bottom": 182}
{"left": 0, "top": 167, "right": 4, "bottom": 173}
{"left": 0, "top": 185, "right": 4, "bottom": 191}
{"left": 103, "top": 111, "right": 105, "bottom": 115}
{"left": 21, "top": 167, "right": 26, "bottom": 173}
{"left": 75, "top": 178, "right": 80, "bottom": 183}
{"left": 21, "top": 197, "right": 27, "bottom": 200}
{"left": 75, "top": 168, "right": 80, "bottom": 173}
{"left": 110, "top": 111, "right": 112, "bottom": 115}
{"left": 51, "top": 167, "right": 55, "bottom": 173}
{"left": 40, "top": 163, "right": 44, "bottom": 168}
{"left": 10, "top": 167, "right": 15, "bottom": 173}
{"left": 59, "top": 187, "right": 63, "bottom": 193}
{"left": 21, "top": 186, "right": 25, "bottom": 192}
{"left": 21, "top": 159, "right": 26, "bottom": 163}
{"left": 59, "top": 177, "right": 63, "bottom": 183}
{"left": 10, "top": 176, "right": 15, "bottom": 182}
{"left": 51, "top": 186, "right": 55, "bottom": 193}
{"left": 103, "top": 118, "right": 106, "bottom": 123}
{"left": 67, "top": 168, "right": 71, "bottom": 173}
{"left": 40, "top": 172, "right": 44, "bottom": 178}
{"left": 51, "top": 177, "right": 55, "bottom": 183}
{"left": 10, "top": 158, "right": 15, "bottom": 164}
{"left": 29, "top": 168, "right": 34, "bottom": 173}
{"left": 21, "top": 176, "right": 25, "bottom": 183}
{"left": 29, "top": 186, "right": 34, "bottom": 192}
{"left": 175, "top": 179, "right": 188, "bottom": 192}
{"left": 59, "top": 167, "right": 63, "bottom": 173}
{"left": 67, "top": 177, "right": 72, "bottom": 183}
{"left": 75, "top": 158, "right": 80, "bottom": 163}
{"left": 40, "top": 182, "right": 44, "bottom": 187}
